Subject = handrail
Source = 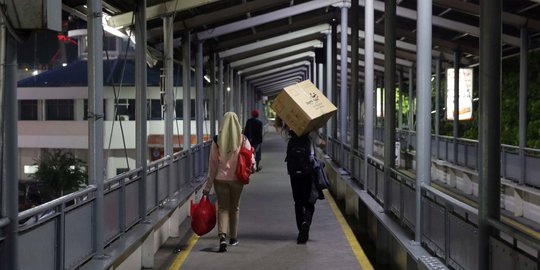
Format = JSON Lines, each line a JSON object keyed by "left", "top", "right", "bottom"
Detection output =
{"left": 18, "top": 185, "right": 97, "bottom": 220}
{"left": 422, "top": 184, "right": 478, "bottom": 215}
{"left": 488, "top": 217, "right": 540, "bottom": 251}
{"left": 389, "top": 168, "right": 416, "bottom": 186}
{"left": 105, "top": 167, "right": 143, "bottom": 184}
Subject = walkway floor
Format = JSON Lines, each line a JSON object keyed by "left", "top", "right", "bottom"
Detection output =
{"left": 164, "top": 130, "right": 369, "bottom": 270}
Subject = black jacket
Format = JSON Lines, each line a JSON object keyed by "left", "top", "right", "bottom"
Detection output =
{"left": 244, "top": 117, "right": 263, "bottom": 145}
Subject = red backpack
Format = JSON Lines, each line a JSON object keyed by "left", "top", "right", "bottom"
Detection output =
{"left": 236, "top": 136, "right": 255, "bottom": 184}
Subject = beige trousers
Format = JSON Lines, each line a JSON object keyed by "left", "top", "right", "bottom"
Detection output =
{"left": 213, "top": 179, "right": 244, "bottom": 239}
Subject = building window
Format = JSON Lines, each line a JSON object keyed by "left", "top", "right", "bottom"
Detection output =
{"left": 175, "top": 99, "right": 207, "bottom": 120}
{"left": 46, "top": 99, "right": 74, "bottom": 120}
{"left": 116, "top": 168, "right": 129, "bottom": 175}
{"left": 19, "top": 100, "right": 38, "bottom": 120}
{"left": 115, "top": 99, "right": 135, "bottom": 120}
{"left": 83, "top": 99, "right": 107, "bottom": 120}
{"left": 148, "top": 99, "right": 162, "bottom": 120}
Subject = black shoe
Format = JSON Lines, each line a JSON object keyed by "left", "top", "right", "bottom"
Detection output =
{"left": 219, "top": 237, "right": 227, "bottom": 252}
{"left": 229, "top": 238, "right": 239, "bottom": 246}
{"left": 297, "top": 222, "right": 310, "bottom": 244}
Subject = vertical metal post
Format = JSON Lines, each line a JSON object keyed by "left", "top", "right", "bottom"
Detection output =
{"left": 0, "top": 17, "right": 5, "bottom": 217}
{"left": 223, "top": 65, "right": 228, "bottom": 111}
{"left": 453, "top": 51, "right": 460, "bottom": 164}
{"left": 325, "top": 31, "right": 332, "bottom": 137}
{"left": 218, "top": 58, "right": 224, "bottom": 124}
{"left": 196, "top": 41, "right": 204, "bottom": 145}
{"left": 183, "top": 31, "right": 191, "bottom": 151}
{"left": 88, "top": 0, "right": 106, "bottom": 257}
{"left": 364, "top": 0, "right": 374, "bottom": 189}
{"left": 243, "top": 79, "right": 248, "bottom": 123}
{"left": 398, "top": 68, "right": 403, "bottom": 129}
{"left": 435, "top": 54, "right": 442, "bottom": 160}
{"left": 229, "top": 68, "right": 233, "bottom": 112}
{"left": 196, "top": 41, "right": 204, "bottom": 176}
{"left": 383, "top": 0, "right": 396, "bottom": 213}
{"left": 331, "top": 18, "right": 338, "bottom": 139}
{"left": 135, "top": 0, "right": 148, "bottom": 220}
{"left": 339, "top": 4, "right": 350, "bottom": 166}
{"left": 479, "top": 1, "right": 501, "bottom": 269}
{"left": 351, "top": 0, "right": 359, "bottom": 154}
{"left": 408, "top": 67, "right": 413, "bottom": 143}
{"left": 163, "top": 16, "right": 174, "bottom": 195}
{"left": 210, "top": 53, "right": 216, "bottom": 137}
{"left": 519, "top": 28, "right": 528, "bottom": 185}
{"left": 416, "top": 0, "right": 432, "bottom": 242}
{"left": 308, "top": 61, "right": 312, "bottom": 81}
{"left": 312, "top": 58, "right": 317, "bottom": 85}
{"left": 3, "top": 28, "right": 19, "bottom": 270}
{"left": 236, "top": 73, "right": 241, "bottom": 116}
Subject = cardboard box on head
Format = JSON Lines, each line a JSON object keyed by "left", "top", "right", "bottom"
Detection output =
{"left": 270, "top": 80, "right": 337, "bottom": 136}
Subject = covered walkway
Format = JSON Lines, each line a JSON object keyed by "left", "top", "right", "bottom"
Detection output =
{"left": 162, "top": 130, "right": 369, "bottom": 270}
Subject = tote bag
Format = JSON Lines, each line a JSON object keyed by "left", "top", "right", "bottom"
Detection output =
{"left": 190, "top": 195, "right": 216, "bottom": 236}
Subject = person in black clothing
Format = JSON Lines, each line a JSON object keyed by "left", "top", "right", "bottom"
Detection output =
{"left": 277, "top": 116, "right": 326, "bottom": 244}
{"left": 243, "top": 109, "right": 264, "bottom": 171}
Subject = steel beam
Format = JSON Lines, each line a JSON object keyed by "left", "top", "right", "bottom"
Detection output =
{"left": 238, "top": 52, "right": 315, "bottom": 74}
{"left": 360, "top": 0, "right": 520, "bottom": 46}
{"left": 245, "top": 61, "right": 310, "bottom": 80}
{"left": 108, "top": 0, "right": 219, "bottom": 28}
{"left": 219, "top": 24, "right": 330, "bottom": 58}
{"left": 197, "top": 0, "right": 342, "bottom": 40}
{"left": 231, "top": 40, "right": 322, "bottom": 68}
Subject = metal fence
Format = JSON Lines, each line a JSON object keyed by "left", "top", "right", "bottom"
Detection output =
{"left": 0, "top": 141, "right": 211, "bottom": 270}
{"left": 325, "top": 133, "right": 540, "bottom": 270}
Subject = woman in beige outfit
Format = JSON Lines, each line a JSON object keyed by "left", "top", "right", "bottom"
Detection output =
{"left": 203, "top": 112, "right": 255, "bottom": 252}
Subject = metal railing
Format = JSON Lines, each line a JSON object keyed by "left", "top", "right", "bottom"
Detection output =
{"left": 1, "top": 141, "right": 211, "bottom": 270}
{"left": 322, "top": 129, "right": 540, "bottom": 270}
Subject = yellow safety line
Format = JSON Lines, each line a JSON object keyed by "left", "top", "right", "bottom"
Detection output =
{"left": 168, "top": 234, "right": 199, "bottom": 270}
{"left": 324, "top": 189, "right": 375, "bottom": 270}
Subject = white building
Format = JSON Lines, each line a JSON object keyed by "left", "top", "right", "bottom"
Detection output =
{"left": 17, "top": 32, "right": 209, "bottom": 180}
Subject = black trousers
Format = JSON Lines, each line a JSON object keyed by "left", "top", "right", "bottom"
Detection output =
{"left": 290, "top": 173, "right": 315, "bottom": 230}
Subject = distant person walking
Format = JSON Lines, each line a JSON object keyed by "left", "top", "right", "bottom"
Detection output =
{"left": 244, "top": 109, "right": 264, "bottom": 171}
{"left": 203, "top": 112, "right": 255, "bottom": 252}
{"left": 276, "top": 116, "right": 326, "bottom": 244}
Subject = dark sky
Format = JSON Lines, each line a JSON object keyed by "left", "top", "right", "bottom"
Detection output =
{"left": 17, "top": 13, "right": 83, "bottom": 68}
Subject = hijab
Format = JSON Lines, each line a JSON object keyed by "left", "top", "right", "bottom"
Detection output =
{"left": 218, "top": 112, "right": 242, "bottom": 159}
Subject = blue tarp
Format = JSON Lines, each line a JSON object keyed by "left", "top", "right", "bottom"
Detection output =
{"left": 18, "top": 59, "right": 183, "bottom": 87}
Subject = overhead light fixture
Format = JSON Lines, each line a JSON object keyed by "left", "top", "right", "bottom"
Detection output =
{"left": 32, "top": 70, "right": 39, "bottom": 76}
{"left": 227, "top": 87, "right": 231, "bottom": 92}
{"left": 204, "top": 75, "right": 211, "bottom": 83}
{"left": 62, "top": 63, "right": 67, "bottom": 67}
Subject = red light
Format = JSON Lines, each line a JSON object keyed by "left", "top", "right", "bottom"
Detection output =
{"left": 57, "top": 34, "right": 78, "bottom": 45}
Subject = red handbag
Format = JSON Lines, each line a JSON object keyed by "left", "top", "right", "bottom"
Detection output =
{"left": 190, "top": 195, "right": 216, "bottom": 236}
{"left": 236, "top": 136, "right": 255, "bottom": 184}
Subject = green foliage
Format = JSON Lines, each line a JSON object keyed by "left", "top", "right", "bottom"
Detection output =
{"left": 413, "top": 51, "right": 540, "bottom": 147}
{"left": 32, "top": 150, "right": 88, "bottom": 197}
{"left": 499, "top": 51, "right": 540, "bottom": 147}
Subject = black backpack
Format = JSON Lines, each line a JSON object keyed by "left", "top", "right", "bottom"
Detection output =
{"left": 285, "top": 132, "right": 312, "bottom": 176}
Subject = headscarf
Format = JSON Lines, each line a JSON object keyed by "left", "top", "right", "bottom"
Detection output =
{"left": 218, "top": 112, "right": 242, "bottom": 159}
